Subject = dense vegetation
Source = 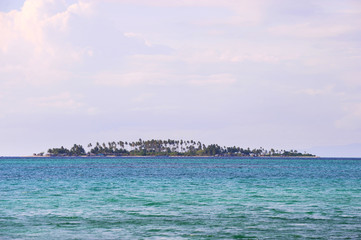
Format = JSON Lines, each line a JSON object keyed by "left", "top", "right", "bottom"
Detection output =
{"left": 43, "top": 139, "right": 315, "bottom": 157}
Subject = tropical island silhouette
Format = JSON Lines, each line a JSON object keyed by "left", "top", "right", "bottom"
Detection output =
{"left": 39, "top": 139, "right": 315, "bottom": 157}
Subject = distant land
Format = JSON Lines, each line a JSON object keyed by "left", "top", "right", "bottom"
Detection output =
{"left": 35, "top": 139, "right": 315, "bottom": 157}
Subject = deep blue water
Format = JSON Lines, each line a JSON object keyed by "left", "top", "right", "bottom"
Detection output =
{"left": 1, "top": 157, "right": 361, "bottom": 239}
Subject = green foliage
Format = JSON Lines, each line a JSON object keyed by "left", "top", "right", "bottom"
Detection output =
{"left": 46, "top": 139, "right": 315, "bottom": 157}
{"left": 70, "top": 144, "right": 85, "bottom": 156}
{"left": 47, "top": 146, "right": 70, "bottom": 156}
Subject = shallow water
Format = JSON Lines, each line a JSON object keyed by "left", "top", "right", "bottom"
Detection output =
{"left": 1, "top": 157, "right": 361, "bottom": 239}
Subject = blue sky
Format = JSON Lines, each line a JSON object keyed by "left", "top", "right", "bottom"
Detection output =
{"left": 1, "top": 0, "right": 361, "bottom": 156}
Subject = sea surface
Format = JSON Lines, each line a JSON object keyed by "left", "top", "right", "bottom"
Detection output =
{"left": 1, "top": 157, "right": 361, "bottom": 239}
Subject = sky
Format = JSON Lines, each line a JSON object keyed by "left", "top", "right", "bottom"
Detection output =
{"left": 1, "top": 0, "right": 361, "bottom": 157}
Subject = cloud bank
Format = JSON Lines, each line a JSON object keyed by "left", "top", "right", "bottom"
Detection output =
{"left": 1, "top": 0, "right": 361, "bottom": 156}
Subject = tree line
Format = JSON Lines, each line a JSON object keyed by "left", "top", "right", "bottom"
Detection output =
{"left": 44, "top": 139, "right": 315, "bottom": 157}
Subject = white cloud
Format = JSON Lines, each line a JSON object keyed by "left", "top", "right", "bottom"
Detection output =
{"left": 86, "top": 106, "right": 99, "bottom": 115}
{"left": 99, "top": 0, "right": 267, "bottom": 26}
{"left": 298, "top": 85, "right": 336, "bottom": 96}
{"left": 131, "top": 105, "right": 178, "bottom": 113}
{"left": 28, "top": 92, "right": 84, "bottom": 111}
{"left": 124, "top": 32, "right": 152, "bottom": 46}
{"left": 0, "top": 0, "right": 87, "bottom": 51}
{"left": 132, "top": 93, "right": 155, "bottom": 103}
{"left": 0, "top": 0, "right": 95, "bottom": 86}
{"left": 100, "top": 0, "right": 263, "bottom": 9}
{"left": 343, "top": 71, "right": 361, "bottom": 87}
{"left": 269, "top": 23, "right": 355, "bottom": 38}
{"left": 187, "top": 74, "right": 236, "bottom": 86}
{"left": 94, "top": 72, "right": 168, "bottom": 87}
{"left": 94, "top": 71, "right": 237, "bottom": 88}
{"left": 335, "top": 102, "right": 361, "bottom": 130}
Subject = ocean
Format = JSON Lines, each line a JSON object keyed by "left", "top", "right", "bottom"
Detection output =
{"left": 1, "top": 157, "right": 360, "bottom": 239}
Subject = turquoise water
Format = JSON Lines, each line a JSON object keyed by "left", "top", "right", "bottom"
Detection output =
{"left": 1, "top": 157, "right": 361, "bottom": 239}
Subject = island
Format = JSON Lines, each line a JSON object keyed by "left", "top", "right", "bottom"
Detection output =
{"left": 37, "top": 139, "right": 315, "bottom": 157}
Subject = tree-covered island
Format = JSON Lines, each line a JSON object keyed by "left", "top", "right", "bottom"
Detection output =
{"left": 42, "top": 139, "right": 315, "bottom": 157}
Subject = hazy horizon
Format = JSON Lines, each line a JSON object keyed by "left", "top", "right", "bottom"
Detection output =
{"left": 1, "top": 0, "right": 361, "bottom": 157}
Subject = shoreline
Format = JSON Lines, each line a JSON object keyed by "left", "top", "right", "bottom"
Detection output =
{"left": 6, "top": 155, "right": 322, "bottom": 159}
